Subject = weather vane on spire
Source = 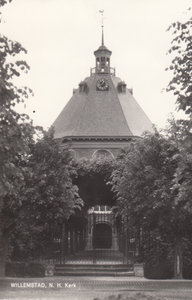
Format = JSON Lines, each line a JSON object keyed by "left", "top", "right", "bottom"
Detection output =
{"left": 99, "top": 9, "right": 104, "bottom": 46}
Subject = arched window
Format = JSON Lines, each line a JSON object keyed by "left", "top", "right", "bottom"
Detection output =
{"left": 92, "top": 149, "right": 114, "bottom": 159}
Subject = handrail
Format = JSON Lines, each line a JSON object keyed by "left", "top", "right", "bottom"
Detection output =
{"left": 90, "top": 67, "right": 116, "bottom": 76}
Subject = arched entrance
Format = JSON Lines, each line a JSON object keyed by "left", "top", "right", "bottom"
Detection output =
{"left": 93, "top": 223, "right": 112, "bottom": 249}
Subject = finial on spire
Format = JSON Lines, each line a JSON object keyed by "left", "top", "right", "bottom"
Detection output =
{"left": 99, "top": 9, "right": 104, "bottom": 46}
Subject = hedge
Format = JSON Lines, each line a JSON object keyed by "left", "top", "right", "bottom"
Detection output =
{"left": 144, "top": 260, "right": 174, "bottom": 279}
{"left": 5, "top": 262, "right": 45, "bottom": 277}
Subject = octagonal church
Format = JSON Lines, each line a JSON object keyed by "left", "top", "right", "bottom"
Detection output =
{"left": 52, "top": 32, "right": 153, "bottom": 160}
{"left": 51, "top": 30, "right": 153, "bottom": 275}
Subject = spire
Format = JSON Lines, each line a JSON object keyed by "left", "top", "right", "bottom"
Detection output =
{"left": 102, "top": 24, "right": 104, "bottom": 46}
{"left": 93, "top": 10, "right": 113, "bottom": 74}
{"left": 99, "top": 10, "right": 104, "bottom": 46}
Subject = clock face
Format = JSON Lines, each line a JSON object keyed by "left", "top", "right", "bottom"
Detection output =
{"left": 96, "top": 78, "right": 109, "bottom": 91}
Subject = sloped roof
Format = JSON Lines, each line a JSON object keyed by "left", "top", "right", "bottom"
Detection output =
{"left": 52, "top": 74, "right": 153, "bottom": 139}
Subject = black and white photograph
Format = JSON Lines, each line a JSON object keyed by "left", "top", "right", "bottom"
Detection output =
{"left": 0, "top": 0, "right": 192, "bottom": 299}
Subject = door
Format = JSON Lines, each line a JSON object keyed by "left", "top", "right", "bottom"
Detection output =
{"left": 93, "top": 223, "right": 112, "bottom": 249}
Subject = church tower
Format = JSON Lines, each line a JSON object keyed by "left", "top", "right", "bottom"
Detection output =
{"left": 52, "top": 26, "right": 153, "bottom": 159}
{"left": 51, "top": 22, "right": 154, "bottom": 273}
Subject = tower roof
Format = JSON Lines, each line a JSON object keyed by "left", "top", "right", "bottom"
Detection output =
{"left": 52, "top": 74, "right": 154, "bottom": 139}
{"left": 52, "top": 26, "right": 153, "bottom": 139}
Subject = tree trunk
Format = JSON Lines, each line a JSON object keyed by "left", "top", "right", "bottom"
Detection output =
{"left": 174, "top": 242, "right": 183, "bottom": 279}
{"left": 60, "top": 223, "right": 65, "bottom": 264}
{"left": 0, "top": 229, "right": 8, "bottom": 277}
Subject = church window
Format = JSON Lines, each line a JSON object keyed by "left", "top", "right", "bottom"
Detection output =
{"left": 92, "top": 149, "right": 114, "bottom": 159}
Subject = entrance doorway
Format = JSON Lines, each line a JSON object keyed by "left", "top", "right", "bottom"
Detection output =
{"left": 93, "top": 223, "right": 112, "bottom": 249}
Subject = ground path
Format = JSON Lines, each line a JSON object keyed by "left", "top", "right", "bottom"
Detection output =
{"left": 1, "top": 276, "right": 192, "bottom": 299}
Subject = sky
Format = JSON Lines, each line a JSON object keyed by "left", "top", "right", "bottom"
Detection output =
{"left": 1, "top": 0, "right": 192, "bottom": 130}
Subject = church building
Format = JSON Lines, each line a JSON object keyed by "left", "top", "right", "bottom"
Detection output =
{"left": 52, "top": 27, "right": 153, "bottom": 275}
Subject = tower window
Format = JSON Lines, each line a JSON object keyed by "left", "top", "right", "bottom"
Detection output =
{"left": 101, "top": 57, "right": 105, "bottom": 69}
{"left": 96, "top": 58, "right": 100, "bottom": 69}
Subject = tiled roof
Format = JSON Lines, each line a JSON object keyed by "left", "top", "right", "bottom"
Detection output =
{"left": 52, "top": 74, "right": 153, "bottom": 139}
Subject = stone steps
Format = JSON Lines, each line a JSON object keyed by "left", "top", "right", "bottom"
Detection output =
{"left": 54, "top": 264, "right": 135, "bottom": 276}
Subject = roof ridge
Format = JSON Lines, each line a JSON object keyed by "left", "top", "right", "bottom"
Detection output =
{"left": 110, "top": 76, "right": 133, "bottom": 135}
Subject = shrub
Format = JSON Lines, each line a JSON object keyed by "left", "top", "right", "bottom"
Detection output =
{"left": 144, "top": 260, "right": 174, "bottom": 279}
{"left": 5, "top": 262, "right": 26, "bottom": 277}
{"left": 5, "top": 262, "right": 45, "bottom": 277}
{"left": 183, "top": 263, "right": 192, "bottom": 279}
{"left": 25, "top": 262, "right": 45, "bottom": 277}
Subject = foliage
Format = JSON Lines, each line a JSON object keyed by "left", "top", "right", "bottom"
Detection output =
{"left": 0, "top": 0, "right": 12, "bottom": 9}
{"left": 9, "top": 131, "right": 83, "bottom": 260}
{"left": 166, "top": 10, "right": 192, "bottom": 212}
{"left": 166, "top": 12, "right": 192, "bottom": 119}
{"left": 0, "top": 37, "right": 35, "bottom": 201}
{"left": 5, "top": 261, "right": 45, "bottom": 277}
{"left": 166, "top": 13, "right": 192, "bottom": 205}
{"left": 144, "top": 260, "right": 174, "bottom": 279}
{"left": 111, "top": 133, "right": 176, "bottom": 227}
{"left": 0, "top": 0, "right": 82, "bottom": 263}
{"left": 163, "top": 10, "right": 192, "bottom": 277}
{"left": 0, "top": 0, "right": 38, "bottom": 276}
{"left": 74, "top": 156, "right": 115, "bottom": 209}
{"left": 110, "top": 131, "right": 192, "bottom": 271}
{"left": 76, "top": 156, "right": 115, "bottom": 178}
{"left": 111, "top": 12, "right": 192, "bottom": 271}
{"left": 0, "top": 0, "right": 36, "bottom": 215}
{"left": 166, "top": 118, "right": 192, "bottom": 209}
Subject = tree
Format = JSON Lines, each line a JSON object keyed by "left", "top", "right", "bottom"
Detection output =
{"left": 166, "top": 12, "right": 192, "bottom": 211}
{"left": 111, "top": 131, "right": 192, "bottom": 278}
{"left": 0, "top": 1, "right": 82, "bottom": 271}
{"left": 165, "top": 11, "right": 192, "bottom": 277}
{"left": 0, "top": 0, "right": 37, "bottom": 275}
{"left": 166, "top": 11, "right": 192, "bottom": 121}
{"left": 9, "top": 131, "right": 82, "bottom": 260}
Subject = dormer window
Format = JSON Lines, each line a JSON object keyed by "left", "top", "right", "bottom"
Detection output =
{"left": 79, "top": 81, "right": 88, "bottom": 93}
{"left": 128, "top": 88, "right": 133, "bottom": 95}
{"left": 117, "top": 81, "right": 126, "bottom": 93}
